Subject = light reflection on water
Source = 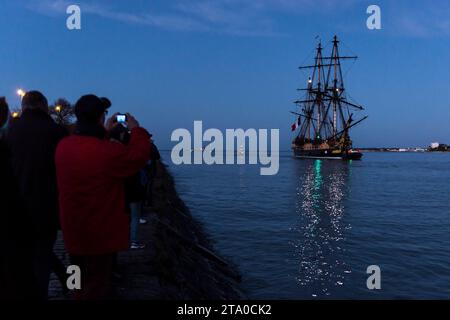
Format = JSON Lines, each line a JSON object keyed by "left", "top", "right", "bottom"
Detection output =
{"left": 293, "top": 159, "right": 352, "bottom": 297}
{"left": 169, "top": 152, "right": 450, "bottom": 299}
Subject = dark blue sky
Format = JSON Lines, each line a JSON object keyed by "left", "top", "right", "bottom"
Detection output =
{"left": 1, "top": 0, "right": 449, "bottom": 149}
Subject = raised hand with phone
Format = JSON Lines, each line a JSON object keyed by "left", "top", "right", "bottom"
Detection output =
{"left": 106, "top": 112, "right": 140, "bottom": 131}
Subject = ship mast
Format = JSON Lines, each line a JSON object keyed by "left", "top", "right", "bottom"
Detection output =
{"left": 332, "top": 37, "right": 339, "bottom": 136}
{"left": 296, "top": 40, "right": 327, "bottom": 142}
{"left": 294, "top": 36, "right": 365, "bottom": 148}
{"left": 316, "top": 42, "right": 323, "bottom": 136}
{"left": 324, "top": 35, "right": 356, "bottom": 138}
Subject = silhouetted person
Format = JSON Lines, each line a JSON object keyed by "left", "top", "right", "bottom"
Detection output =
{"left": 6, "top": 91, "right": 68, "bottom": 299}
{"left": 109, "top": 124, "right": 147, "bottom": 250}
{"left": 55, "top": 95, "right": 151, "bottom": 300}
{"left": 0, "top": 97, "right": 38, "bottom": 300}
{"left": 144, "top": 135, "right": 161, "bottom": 207}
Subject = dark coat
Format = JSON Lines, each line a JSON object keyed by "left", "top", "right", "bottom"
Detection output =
{"left": 150, "top": 143, "right": 161, "bottom": 161}
{"left": 0, "top": 136, "right": 36, "bottom": 299}
{"left": 6, "top": 109, "right": 68, "bottom": 240}
{"left": 109, "top": 125, "right": 148, "bottom": 204}
{"left": 125, "top": 172, "right": 146, "bottom": 204}
{"left": 0, "top": 137, "right": 17, "bottom": 230}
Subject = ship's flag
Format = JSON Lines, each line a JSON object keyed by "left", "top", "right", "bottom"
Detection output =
{"left": 291, "top": 117, "right": 301, "bottom": 132}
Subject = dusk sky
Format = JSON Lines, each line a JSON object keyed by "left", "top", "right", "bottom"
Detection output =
{"left": 0, "top": 0, "right": 449, "bottom": 149}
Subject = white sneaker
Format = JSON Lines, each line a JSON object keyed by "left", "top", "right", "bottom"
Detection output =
{"left": 130, "top": 242, "right": 146, "bottom": 250}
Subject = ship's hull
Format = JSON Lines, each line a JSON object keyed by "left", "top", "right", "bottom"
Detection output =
{"left": 293, "top": 147, "right": 363, "bottom": 160}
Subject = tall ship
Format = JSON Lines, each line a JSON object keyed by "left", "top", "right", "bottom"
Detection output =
{"left": 291, "top": 36, "right": 367, "bottom": 160}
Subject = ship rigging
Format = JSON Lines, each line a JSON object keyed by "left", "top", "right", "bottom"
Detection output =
{"left": 291, "top": 36, "right": 367, "bottom": 160}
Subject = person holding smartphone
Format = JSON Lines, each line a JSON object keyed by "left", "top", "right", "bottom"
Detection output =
{"left": 55, "top": 95, "right": 151, "bottom": 300}
{"left": 109, "top": 123, "right": 147, "bottom": 250}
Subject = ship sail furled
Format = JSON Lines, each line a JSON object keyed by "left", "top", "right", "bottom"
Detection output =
{"left": 291, "top": 36, "right": 367, "bottom": 160}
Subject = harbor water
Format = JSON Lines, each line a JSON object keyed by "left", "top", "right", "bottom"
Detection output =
{"left": 167, "top": 151, "right": 450, "bottom": 299}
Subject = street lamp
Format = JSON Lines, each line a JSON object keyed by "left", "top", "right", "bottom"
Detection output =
{"left": 55, "top": 105, "right": 62, "bottom": 113}
{"left": 17, "top": 89, "right": 26, "bottom": 97}
{"left": 17, "top": 89, "right": 26, "bottom": 99}
{"left": 12, "top": 112, "right": 20, "bottom": 118}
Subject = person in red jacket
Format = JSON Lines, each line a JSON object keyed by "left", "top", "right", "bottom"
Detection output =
{"left": 55, "top": 95, "right": 151, "bottom": 300}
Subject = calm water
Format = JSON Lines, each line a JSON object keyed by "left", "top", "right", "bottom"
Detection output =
{"left": 166, "top": 151, "right": 450, "bottom": 299}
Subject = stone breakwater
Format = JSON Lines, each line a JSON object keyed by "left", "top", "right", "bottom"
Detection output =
{"left": 49, "top": 161, "right": 244, "bottom": 300}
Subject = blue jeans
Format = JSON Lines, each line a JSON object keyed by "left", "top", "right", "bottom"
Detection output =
{"left": 129, "top": 202, "right": 142, "bottom": 243}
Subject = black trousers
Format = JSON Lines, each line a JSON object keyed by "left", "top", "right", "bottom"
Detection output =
{"left": 0, "top": 244, "right": 36, "bottom": 300}
{"left": 31, "top": 232, "right": 57, "bottom": 300}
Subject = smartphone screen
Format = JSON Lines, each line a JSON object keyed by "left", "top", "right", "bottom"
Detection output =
{"left": 116, "top": 114, "right": 127, "bottom": 123}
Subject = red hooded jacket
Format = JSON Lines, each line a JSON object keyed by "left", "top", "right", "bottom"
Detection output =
{"left": 55, "top": 127, "right": 151, "bottom": 255}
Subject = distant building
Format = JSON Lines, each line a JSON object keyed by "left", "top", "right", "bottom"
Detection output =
{"left": 429, "top": 142, "right": 449, "bottom": 152}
